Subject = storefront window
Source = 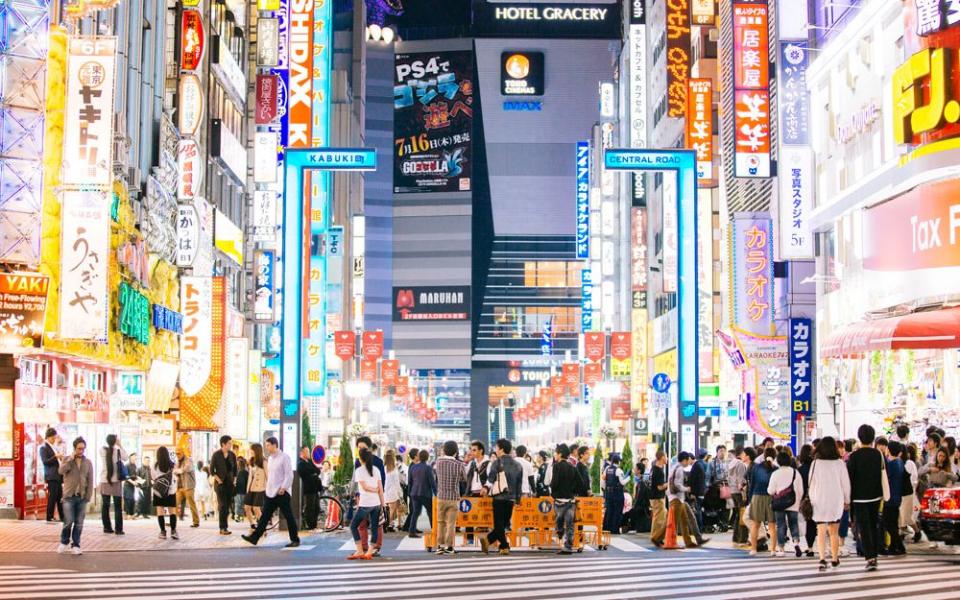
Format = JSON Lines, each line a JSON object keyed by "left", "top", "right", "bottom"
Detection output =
{"left": 521, "top": 261, "right": 583, "bottom": 287}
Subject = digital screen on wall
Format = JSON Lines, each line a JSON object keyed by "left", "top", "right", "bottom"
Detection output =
{"left": 394, "top": 50, "right": 474, "bottom": 194}
{"left": 412, "top": 369, "right": 471, "bottom": 428}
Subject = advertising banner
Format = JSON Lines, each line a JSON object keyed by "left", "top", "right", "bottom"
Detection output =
{"left": 629, "top": 20, "right": 648, "bottom": 205}
{"left": 224, "top": 337, "right": 250, "bottom": 440}
{"left": 63, "top": 36, "right": 116, "bottom": 187}
{"left": 584, "top": 332, "right": 605, "bottom": 362}
{"left": 581, "top": 267, "right": 593, "bottom": 332}
{"left": 180, "top": 277, "right": 226, "bottom": 431}
{"left": 576, "top": 141, "right": 590, "bottom": 259}
{"left": 584, "top": 361, "right": 603, "bottom": 387}
{"left": 778, "top": 42, "right": 810, "bottom": 146}
{"left": 610, "top": 332, "right": 631, "bottom": 360}
{"left": 561, "top": 362, "right": 580, "bottom": 393}
{"left": 778, "top": 146, "right": 814, "bottom": 259}
{"left": 631, "top": 207, "right": 647, "bottom": 305}
{"left": 333, "top": 330, "right": 355, "bottom": 360}
{"left": 692, "top": 0, "right": 715, "bottom": 25}
{"left": 359, "top": 358, "right": 377, "bottom": 382}
{"left": 665, "top": 0, "right": 691, "bottom": 118}
{"left": 789, "top": 317, "right": 813, "bottom": 418}
{"left": 735, "top": 330, "right": 790, "bottom": 441}
{"left": 630, "top": 308, "right": 648, "bottom": 413}
{"left": 730, "top": 215, "right": 774, "bottom": 336}
{"left": 256, "top": 18, "right": 279, "bottom": 66}
{"left": 180, "top": 10, "right": 204, "bottom": 71}
{"left": 214, "top": 209, "right": 243, "bottom": 266}
{"left": 392, "top": 286, "right": 471, "bottom": 321}
{"left": 60, "top": 191, "right": 110, "bottom": 341}
{"left": 247, "top": 349, "right": 262, "bottom": 439}
{"left": 662, "top": 174, "right": 678, "bottom": 293}
{"left": 177, "top": 74, "right": 204, "bottom": 137}
{"left": 381, "top": 359, "right": 399, "bottom": 386}
{"left": 176, "top": 200, "right": 199, "bottom": 266}
{"left": 361, "top": 330, "right": 384, "bottom": 360}
{"left": 253, "top": 250, "right": 276, "bottom": 322}
{"left": 472, "top": 0, "right": 621, "bottom": 39}
{"left": 394, "top": 50, "right": 474, "bottom": 193}
{"left": 732, "top": 1, "right": 771, "bottom": 178}
{"left": 177, "top": 139, "right": 203, "bottom": 201}
{"left": 254, "top": 132, "right": 278, "bottom": 183}
{"left": 251, "top": 190, "right": 277, "bottom": 242}
{"left": 686, "top": 78, "right": 713, "bottom": 182}
{"left": 0, "top": 273, "right": 48, "bottom": 352}
{"left": 699, "top": 189, "right": 715, "bottom": 383}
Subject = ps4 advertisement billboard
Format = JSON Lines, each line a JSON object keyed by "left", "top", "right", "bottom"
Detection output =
{"left": 394, "top": 50, "right": 474, "bottom": 194}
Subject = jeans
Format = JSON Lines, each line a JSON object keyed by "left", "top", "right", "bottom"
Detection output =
{"left": 882, "top": 503, "right": 905, "bottom": 553}
{"left": 436, "top": 499, "right": 458, "bottom": 549}
{"left": 851, "top": 500, "right": 881, "bottom": 560}
{"left": 176, "top": 488, "right": 199, "bottom": 525}
{"left": 46, "top": 479, "right": 63, "bottom": 521}
{"left": 60, "top": 497, "right": 87, "bottom": 547}
{"left": 775, "top": 510, "right": 800, "bottom": 547}
{"left": 555, "top": 501, "right": 576, "bottom": 550}
{"left": 101, "top": 494, "right": 122, "bottom": 532}
{"left": 351, "top": 506, "right": 381, "bottom": 546}
{"left": 603, "top": 492, "right": 624, "bottom": 534}
{"left": 250, "top": 492, "right": 300, "bottom": 543}
{"left": 649, "top": 498, "right": 667, "bottom": 543}
{"left": 303, "top": 492, "right": 319, "bottom": 529}
{"left": 409, "top": 495, "right": 433, "bottom": 533}
{"left": 839, "top": 509, "right": 850, "bottom": 539}
{"left": 215, "top": 484, "right": 234, "bottom": 531}
{"left": 487, "top": 499, "right": 514, "bottom": 550}
{"left": 124, "top": 493, "right": 137, "bottom": 516}
{"left": 693, "top": 496, "right": 704, "bottom": 531}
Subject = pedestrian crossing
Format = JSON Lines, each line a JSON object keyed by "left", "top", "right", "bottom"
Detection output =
{"left": 335, "top": 533, "right": 711, "bottom": 553}
{"left": 1, "top": 554, "right": 956, "bottom": 599}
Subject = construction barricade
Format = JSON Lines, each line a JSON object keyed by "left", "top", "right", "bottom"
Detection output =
{"left": 423, "top": 496, "right": 493, "bottom": 551}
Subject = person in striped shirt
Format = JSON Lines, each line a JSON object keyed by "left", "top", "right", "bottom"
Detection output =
{"left": 433, "top": 441, "right": 467, "bottom": 555}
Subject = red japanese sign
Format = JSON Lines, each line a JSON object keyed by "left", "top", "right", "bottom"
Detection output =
{"left": 359, "top": 358, "right": 378, "bottom": 382}
{"left": 254, "top": 74, "right": 279, "bottom": 125}
{"left": 561, "top": 363, "right": 580, "bottom": 392}
{"left": 361, "top": 330, "right": 384, "bottom": 359}
{"left": 381, "top": 359, "right": 399, "bottom": 386}
{"left": 583, "top": 362, "right": 603, "bottom": 388}
{"left": 734, "top": 90, "right": 771, "bottom": 169}
{"left": 550, "top": 375, "right": 565, "bottom": 400}
{"left": 733, "top": 1, "right": 771, "bottom": 178}
{"left": 610, "top": 332, "right": 632, "bottom": 360}
{"left": 333, "top": 330, "right": 355, "bottom": 361}
{"left": 395, "top": 375, "right": 410, "bottom": 400}
{"left": 733, "top": 3, "right": 769, "bottom": 90}
{"left": 686, "top": 78, "right": 713, "bottom": 179}
{"left": 180, "top": 10, "right": 205, "bottom": 72}
{"left": 611, "top": 391, "right": 632, "bottom": 421}
{"left": 584, "top": 332, "right": 606, "bottom": 362}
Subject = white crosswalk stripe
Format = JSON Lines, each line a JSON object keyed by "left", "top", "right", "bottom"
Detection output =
{"left": 0, "top": 555, "right": 954, "bottom": 600}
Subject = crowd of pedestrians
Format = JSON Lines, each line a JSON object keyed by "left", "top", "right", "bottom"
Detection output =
{"left": 41, "top": 420, "right": 960, "bottom": 564}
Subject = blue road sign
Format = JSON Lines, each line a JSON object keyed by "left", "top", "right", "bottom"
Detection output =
{"left": 652, "top": 372, "right": 672, "bottom": 394}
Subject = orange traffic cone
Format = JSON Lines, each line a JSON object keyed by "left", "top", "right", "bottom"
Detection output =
{"left": 663, "top": 503, "right": 679, "bottom": 549}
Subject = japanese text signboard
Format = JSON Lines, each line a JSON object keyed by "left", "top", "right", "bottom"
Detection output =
{"left": 730, "top": 215, "right": 774, "bottom": 336}
{"left": 576, "top": 141, "right": 590, "bottom": 259}
{"left": 180, "top": 277, "right": 226, "bottom": 431}
{"left": 778, "top": 42, "right": 810, "bottom": 146}
{"left": 394, "top": 51, "right": 474, "bottom": 193}
{"left": 63, "top": 37, "right": 116, "bottom": 187}
{"left": 665, "top": 0, "right": 691, "bottom": 118}
{"left": 732, "top": 1, "right": 771, "bottom": 178}
{"left": 0, "top": 273, "right": 48, "bottom": 352}
{"left": 686, "top": 78, "right": 713, "bottom": 182}
{"left": 789, "top": 317, "right": 813, "bottom": 418}
{"left": 60, "top": 191, "right": 110, "bottom": 341}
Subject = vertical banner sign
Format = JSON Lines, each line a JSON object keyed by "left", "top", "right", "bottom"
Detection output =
{"left": 60, "top": 191, "right": 110, "bottom": 341}
{"left": 252, "top": 190, "right": 277, "bottom": 242}
{"left": 253, "top": 250, "right": 276, "bottom": 322}
{"left": 692, "top": 0, "right": 716, "bottom": 25}
{"left": 333, "top": 330, "right": 355, "bottom": 360}
{"left": 562, "top": 363, "right": 580, "bottom": 395}
{"left": 610, "top": 332, "right": 632, "bottom": 381}
{"left": 732, "top": 1, "right": 771, "bottom": 178}
{"left": 662, "top": 174, "right": 678, "bottom": 293}
{"left": 685, "top": 78, "right": 713, "bottom": 182}
{"left": 584, "top": 331, "right": 605, "bottom": 362}
{"left": 629, "top": 10, "right": 648, "bottom": 206}
{"left": 575, "top": 141, "right": 590, "bottom": 259}
{"left": 247, "top": 349, "right": 263, "bottom": 441}
{"left": 581, "top": 268, "right": 594, "bottom": 332}
{"left": 176, "top": 203, "right": 200, "bottom": 267}
{"left": 778, "top": 147, "right": 814, "bottom": 259}
{"left": 665, "top": 0, "right": 691, "bottom": 118}
{"left": 225, "top": 337, "right": 250, "bottom": 440}
{"left": 631, "top": 207, "right": 648, "bottom": 309}
{"left": 393, "top": 51, "right": 474, "bottom": 193}
{"left": 630, "top": 309, "right": 648, "bottom": 413}
{"left": 730, "top": 215, "right": 774, "bottom": 336}
{"left": 180, "top": 277, "right": 226, "bottom": 431}
{"left": 778, "top": 42, "right": 809, "bottom": 146}
{"left": 62, "top": 37, "right": 117, "bottom": 187}
{"left": 361, "top": 331, "right": 384, "bottom": 359}
{"left": 698, "top": 190, "right": 715, "bottom": 383}
{"left": 789, "top": 317, "right": 813, "bottom": 418}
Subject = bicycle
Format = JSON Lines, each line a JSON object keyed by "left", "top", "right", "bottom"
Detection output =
{"left": 318, "top": 494, "right": 348, "bottom": 532}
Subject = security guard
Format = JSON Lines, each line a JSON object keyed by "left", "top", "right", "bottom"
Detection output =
{"left": 601, "top": 453, "right": 631, "bottom": 535}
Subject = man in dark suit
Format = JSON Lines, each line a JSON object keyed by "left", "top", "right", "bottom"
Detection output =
{"left": 40, "top": 428, "right": 63, "bottom": 522}
{"left": 209, "top": 435, "right": 238, "bottom": 535}
{"left": 297, "top": 446, "right": 321, "bottom": 530}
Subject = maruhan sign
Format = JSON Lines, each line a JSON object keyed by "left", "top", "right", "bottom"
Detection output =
{"left": 494, "top": 6, "right": 609, "bottom": 21}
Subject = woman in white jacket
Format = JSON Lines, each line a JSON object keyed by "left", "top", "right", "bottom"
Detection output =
{"left": 809, "top": 436, "right": 851, "bottom": 572}
{"left": 767, "top": 451, "right": 804, "bottom": 557}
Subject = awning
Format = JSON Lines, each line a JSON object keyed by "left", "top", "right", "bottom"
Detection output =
{"left": 822, "top": 307, "right": 960, "bottom": 358}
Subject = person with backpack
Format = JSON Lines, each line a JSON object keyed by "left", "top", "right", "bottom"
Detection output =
{"left": 480, "top": 438, "right": 523, "bottom": 556}
{"left": 878, "top": 439, "right": 906, "bottom": 555}
{"left": 847, "top": 424, "right": 887, "bottom": 571}
{"left": 152, "top": 446, "right": 179, "bottom": 539}
{"left": 99, "top": 434, "right": 128, "bottom": 535}
{"left": 747, "top": 448, "right": 777, "bottom": 556}
{"left": 768, "top": 450, "right": 804, "bottom": 557}
{"left": 601, "top": 453, "right": 630, "bottom": 534}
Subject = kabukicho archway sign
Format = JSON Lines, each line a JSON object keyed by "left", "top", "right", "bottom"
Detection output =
{"left": 604, "top": 148, "right": 699, "bottom": 453}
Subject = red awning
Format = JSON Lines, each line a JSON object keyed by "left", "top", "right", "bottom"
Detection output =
{"left": 822, "top": 307, "right": 960, "bottom": 358}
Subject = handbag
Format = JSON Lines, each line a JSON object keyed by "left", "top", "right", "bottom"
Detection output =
{"left": 799, "top": 462, "right": 815, "bottom": 521}
{"left": 116, "top": 454, "right": 129, "bottom": 482}
{"left": 771, "top": 468, "right": 797, "bottom": 512}
{"left": 718, "top": 484, "right": 732, "bottom": 500}
{"left": 153, "top": 471, "right": 173, "bottom": 497}
{"left": 490, "top": 461, "right": 509, "bottom": 496}
{"left": 880, "top": 455, "right": 891, "bottom": 503}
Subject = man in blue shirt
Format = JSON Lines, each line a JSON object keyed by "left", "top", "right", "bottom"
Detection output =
{"left": 879, "top": 439, "right": 906, "bottom": 555}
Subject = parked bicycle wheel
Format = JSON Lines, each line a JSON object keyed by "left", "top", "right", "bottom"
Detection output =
{"left": 318, "top": 495, "right": 346, "bottom": 532}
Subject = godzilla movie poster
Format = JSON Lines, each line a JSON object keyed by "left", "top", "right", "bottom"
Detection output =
{"left": 393, "top": 50, "right": 474, "bottom": 193}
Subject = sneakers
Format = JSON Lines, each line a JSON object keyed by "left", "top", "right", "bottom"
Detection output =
{"left": 498, "top": 548, "right": 511, "bottom": 556}
{"left": 171, "top": 531, "right": 179, "bottom": 540}
{"left": 775, "top": 549, "right": 785, "bottom": 557}
{"left": 795, "top": 545, "right": 802, "bottom": 558}
{"left": 159, "top": 531, "right": 167, "bottom": 539}
{"left": 57, "top": 543, "right": 69, "bottom": 554}
{"left": 805, "top": 549, "right": 815, "bottom": 557}
{"left": 866, "top": 559, "right": 878, "bottom": 572}
{"left": 285, "top": 541, "right": 300, "bottom": 548}
{"left": 818, "top": 560, "right": 828, "bottom": 572}
{"left": 748, "top": 550, "right": 757, "bottom": 556}
{"left": 435, "top": 547, "right": 445, "bottom": 555}
{"left": 839, "top": 547, "right": 850, "bottom": 558}
{"left": 71, "top": 546, "right": 83, "bottom": 555}
{"left": 241, "top": 534, "right": 258, "bottom": 546}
